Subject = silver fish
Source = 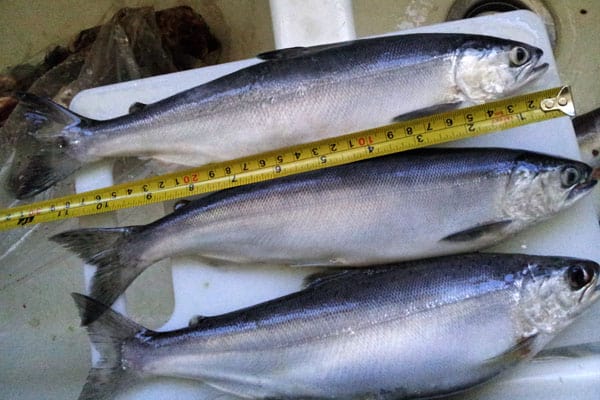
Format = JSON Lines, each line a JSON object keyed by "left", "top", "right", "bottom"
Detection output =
{"left": 574, "top": 107, "right": 600, "bottom": 169}
{"left": 71, "top": 253, "right": 600, "bottom": 399}
{"left": 52, "top": 147, "right": 596, "bottom": 322}
{"left": 10, "top": 33, "right": 548, "bottom": 198}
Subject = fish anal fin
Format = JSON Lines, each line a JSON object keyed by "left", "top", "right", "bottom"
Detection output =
{"left": 441, "top": 220, "right": 513, "bottom": 242}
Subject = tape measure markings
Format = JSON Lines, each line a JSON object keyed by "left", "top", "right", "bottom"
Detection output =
{"left": 0, "top": 86, "right": 572, "bottom": 231}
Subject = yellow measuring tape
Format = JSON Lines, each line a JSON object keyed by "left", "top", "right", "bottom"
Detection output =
{"left": 0, "top": 86, "right": 574, "bottom": 231}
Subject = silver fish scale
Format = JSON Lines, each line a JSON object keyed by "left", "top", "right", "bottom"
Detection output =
{"left": 142, "top": 257, "right": 509, "bottom": 352}
{"left": 51, "top": 145, "right": 594, "bottom": 322}
{"left": 120, "top": 253, "right": 597, "bottom": 399}
{"left": 10, "top": 32, "right": 549, "bottom": 199}
{"left": 76, "top": 34, "right": 542, "bottom": 166}
{"left": 135, "top": 148, "right": 519, "bottom": 267}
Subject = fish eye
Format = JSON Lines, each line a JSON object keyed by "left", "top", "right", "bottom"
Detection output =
{"left": 560, "top": 166, "right": 581, "bottom": 188}
{"left": 566, "top": 265, "right": 594, "bottom": 290}
{"left": 509, "top": 46, "right": 530, "bottom": 66}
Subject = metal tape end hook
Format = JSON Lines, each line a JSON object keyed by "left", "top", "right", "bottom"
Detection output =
{"left": 540, "top": 86, "right": 575, "bottom": 117}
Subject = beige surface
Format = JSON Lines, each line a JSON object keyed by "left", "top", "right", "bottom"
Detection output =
{"left": 2, "top": 0, "right": 598, "bottom": 109}
{"left": 352, "top": 0, "right": 600, "bottom": 114}
{"left": 0, "top": 2, "right": 275, "bottom": 399}
{"left": 1, "top": 1, "right": 599, "bottom": 399}
{"left": 0, "top": 0, "right": 274, "bottom": 66}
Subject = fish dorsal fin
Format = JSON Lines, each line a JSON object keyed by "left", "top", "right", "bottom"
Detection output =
{"left": 441, "top": 220, "right": 513, "bottom": 242}
{"left": 302, "top": 268, "right": 353, "bottom": 289}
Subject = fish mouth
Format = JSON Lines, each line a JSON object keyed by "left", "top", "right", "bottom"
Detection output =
{"left": 515, "top": 48, "right": 549, "bottom": 87}
{"left": 531, "top": 62, "right": 550, "bottom": 75}
{"left": 567, "top": 178, "right": 597, "bottom": 200}
{"left": 517, "top": 61, "right": 549, "bottom": 87}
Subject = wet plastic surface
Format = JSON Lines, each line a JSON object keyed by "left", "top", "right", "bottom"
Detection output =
{"left": 64, "top": 10, "right": 600, "bottom": 399}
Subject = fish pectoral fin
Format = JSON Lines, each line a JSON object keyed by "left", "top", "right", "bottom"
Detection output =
{"left": 445, "top": 335, "right": 539, "bottom": 398}
{"left": 483, "top": 334, "right": 538, "bottom": 370}
{"left": 392, "top": 102, "right": 461, "bottom": 122}
{"left": 441, "top": 220, "right": 513, "bottom": 242}
{"left": 128, "top": 101, "right": 148, "bottom": 114}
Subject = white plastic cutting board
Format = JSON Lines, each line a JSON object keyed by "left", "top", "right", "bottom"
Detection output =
{"left": 69, "top": 9, "right": 600, "bottom": 400}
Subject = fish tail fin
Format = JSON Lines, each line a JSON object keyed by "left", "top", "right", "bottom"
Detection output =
{"left": 52, "top": 226, "right": 146, "bottom": 324}
{"left": 9, "top": 92, "right": 97, "bottom": 198}
{"left": 72, "top": 293, "right": 150, "bottom": 400}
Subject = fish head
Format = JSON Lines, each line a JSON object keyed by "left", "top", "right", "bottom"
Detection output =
{"left": 502, "top": 153, "right": 596, "bottom": 220}
{"left": 517, "top": 257, "right": 600, "bottom": 336}
{"left": 455, "top": 38, "right": 548, "bottom": 102}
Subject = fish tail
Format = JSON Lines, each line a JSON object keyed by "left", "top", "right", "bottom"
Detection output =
{"left": 71, "top": 293, "right": 148, "bottom": 400}
{"left": 9, "top": 92, "right": 96, "bottom": 198}
{"left": 52, "top": 226, "right": 146, "bottom": 324}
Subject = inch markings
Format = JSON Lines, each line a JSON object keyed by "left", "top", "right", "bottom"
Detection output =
{"left": 0, "top": 87, "right": 571, "bottom": 231}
